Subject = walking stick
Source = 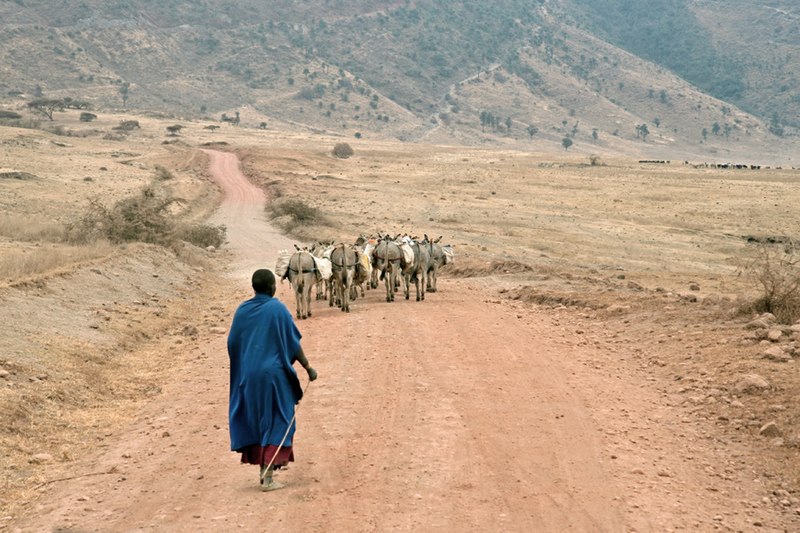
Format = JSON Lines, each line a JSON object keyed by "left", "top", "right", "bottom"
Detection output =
{"left": 260, "top": 379, "right": 312, "bottom": 484}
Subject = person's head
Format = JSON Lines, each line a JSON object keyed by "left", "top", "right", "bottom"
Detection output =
{"left": 252, "top": 269, "right": 276, "bottom": 296}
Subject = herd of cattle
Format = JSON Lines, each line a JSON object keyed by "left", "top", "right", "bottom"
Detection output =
{"left": 275, "top": 234, "right": 454, "bottom": 319}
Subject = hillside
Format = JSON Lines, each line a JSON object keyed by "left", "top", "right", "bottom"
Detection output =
{"left": 0, "top": 0, "right": 797, "bottom": 161}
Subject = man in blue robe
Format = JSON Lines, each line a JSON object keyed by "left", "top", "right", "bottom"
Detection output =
{"left": 228, "top": 269, "right": 318, "bottom": 491}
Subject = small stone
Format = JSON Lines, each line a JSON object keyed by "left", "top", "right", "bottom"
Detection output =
{"left": 0, "top": 369, "right": 9, "bottom": 378}
{"left": 209, "top": 326, "right": 227, "bottom": 335}
{"left": 206, "top": 246, "right": 216, "bottom": 253}
{"left": 746, "top": 318, "right": 771, "bottom": 330}
{"left": 29, "top": 453, "right": 53, "bottom": 464}
{"left": 767, "top": 329, "right": 784, "bottom": 341}
{"left": 759, "top": 421, "right": 781, "bottom": 438}
{"left": 763, "top": 346, "right": 790, "bottom": 362}
{"left": 162, "top": 431, "right": 170, "bottom": 438}
{"left": 734, "top": 374, "right": 770, "bottom": 393}
{"left": 689, "top": 283, "right": 700, "bottom": 291}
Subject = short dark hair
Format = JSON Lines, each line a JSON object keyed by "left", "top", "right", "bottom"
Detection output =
{"left": 252, "top": 269, "right": 276, "bottom": 295}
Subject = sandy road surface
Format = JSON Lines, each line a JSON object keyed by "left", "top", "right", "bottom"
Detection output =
{"left": 12, "top": 151, "right": 792, "bottom": 532}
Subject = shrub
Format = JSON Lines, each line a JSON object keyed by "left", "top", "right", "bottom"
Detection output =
{"left": 113, "top": 120, "right": 140, "bottom": 131}
{"left": 738, "top": 241, "right": 800, "bottom": 324}
{"left": 69, "top": 187, "right": 174, "bottom": 245}
{"left": 0, "top": 110, "right": 22, "bottom": 120}
{"left": 332, "top": 142, "right": 354, "bottom": 159}
{"left": 174, "top": 223, "right": 226, "bottom": 248}
{"left": 154, "top": 165, "right": 175, "bottom": 180}
{"left": 270, "top": 198, "right": 320, "bottom": 224}
{"left": 295, "top": 84, "right": 325, "bottom": 100}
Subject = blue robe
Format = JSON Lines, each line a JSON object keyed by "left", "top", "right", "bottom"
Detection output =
{"left": 228, "top": 294, "right": 303, "bottom": 451}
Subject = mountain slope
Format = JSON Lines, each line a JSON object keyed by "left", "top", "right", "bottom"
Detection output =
{"left": 0, "top": 0, "right": 796, "bottom": 161}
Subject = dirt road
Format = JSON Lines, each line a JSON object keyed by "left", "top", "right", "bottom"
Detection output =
{"left": 11, "top": 151, "right": 793, "bottom": 532}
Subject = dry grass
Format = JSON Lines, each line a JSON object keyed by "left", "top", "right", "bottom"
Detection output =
{"left": 0, "top": 214, "right": 67, "bottom": 243}
{"left": 0, "top": 242, "right": 114, "bottom": 283}
{"left": 737, "top": 242, "right": 800, "bottom": 323}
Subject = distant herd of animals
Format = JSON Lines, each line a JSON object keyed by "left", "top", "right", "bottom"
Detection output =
{"left": 640, "top": 160, "right": 798, "bottom": 170}
{"left": 275, "top": 234, "right": 454, "bottom": 319}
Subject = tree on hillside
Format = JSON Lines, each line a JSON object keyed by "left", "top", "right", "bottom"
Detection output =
{"left": 712, "top": 122, "right": 721, "bottom": 136}
{"left": 592, "top": 128, "right": 599, "bottom": 141}
{"left": 702, "top": 128, "right": 708, "bottom": 140}
{"left": 27, "top": 98, "right": 65, "bottom": 120}
{"left": 527, "top": 125, "right": 538, "bottom": 137}
{"left": 562, "top": 137, "right": 573, "bottom": 150}
{"left": 221, "top": 112, "right": 240, "bottom": 125}
{"left": 635, "top": 123, "right": 650, "bottom": 141}
{"left": 119, "top": 82, "right": 130, "bottom": 106}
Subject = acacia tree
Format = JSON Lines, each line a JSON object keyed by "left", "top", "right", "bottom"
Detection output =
{"left": 561, "top": 137, "right": 573, "bottom": 150}
{"left": 27, "top": 98, "right": 65, "bottom": 120}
